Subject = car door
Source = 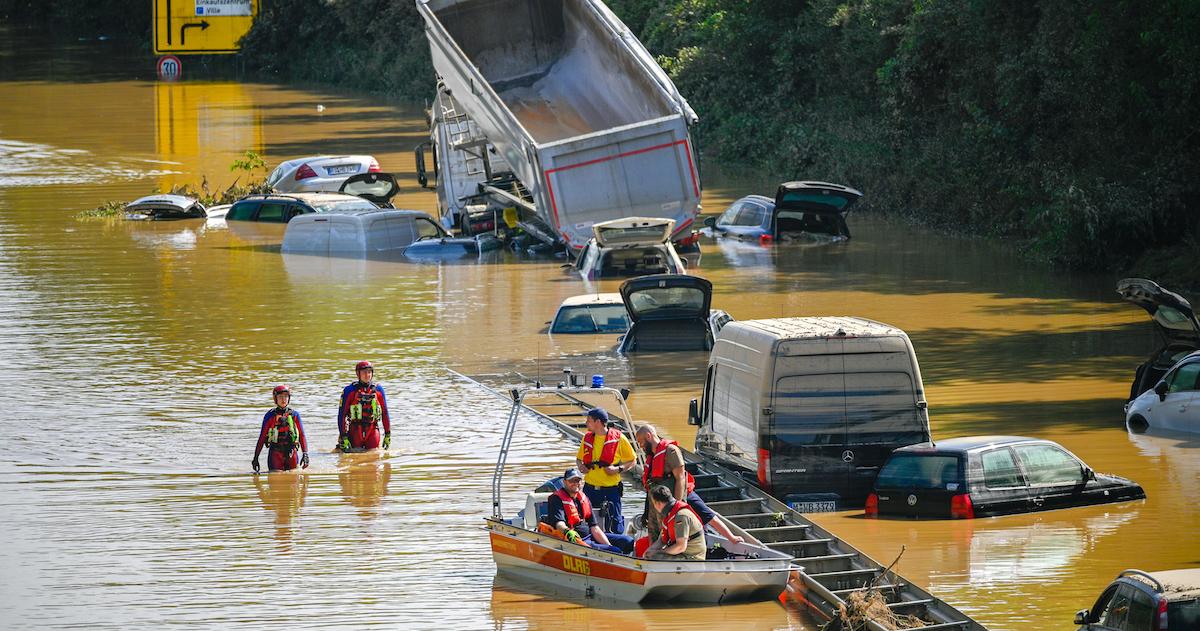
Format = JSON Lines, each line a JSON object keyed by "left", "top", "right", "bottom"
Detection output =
{"left": 1013, "top": 443, "right": 1087, "bottom": 511}
{"left": 975, "top": 447, "right": 1030, "bottom": 516}
{"left": 1085, "top": 584, "right": 1131, "bottom": 630}
{"left": 770, "top": 373, "right": 848, "bottom": 498}
{"left": 1156, "top": 361, "right": 1200, "bottom": 431}
{"left": 253, "top": 201, "right": 289, "bottom": 223}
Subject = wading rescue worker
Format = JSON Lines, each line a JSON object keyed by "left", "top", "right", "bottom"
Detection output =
{"left": 575, "top": 407, "right": 636, "bottom": 534}
{"left": 252, "top": 385, "right": 310, "bottom": 473}
{"left": 337, "top": 360, "right": 391, "bottom": 452}
{"left": 544, "top": 468, "right": 634, "bottom": 554}
{"left": 636, "top": 424, "right": 744, "bottom": 545}
{"left": 644, "top": 485, "right": 706, "bottom": 561}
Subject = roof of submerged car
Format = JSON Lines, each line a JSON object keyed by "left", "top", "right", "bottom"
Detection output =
{"left": 1147, "top": 569, "right": 1200, "bottom": 599}
{"left": 894, "top": 435, "right": 1042, "bottom": 453}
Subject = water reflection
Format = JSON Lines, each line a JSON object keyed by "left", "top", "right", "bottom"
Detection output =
{"left": 253, "top": 471, "right": 310, "bottom": 550}
{"left": 338, "top": 456, "right": 392, "bottom": 520}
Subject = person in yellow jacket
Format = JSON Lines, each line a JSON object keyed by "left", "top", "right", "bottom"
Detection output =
{"left": 574, "top": 407, "right": 636, "bottom": 533}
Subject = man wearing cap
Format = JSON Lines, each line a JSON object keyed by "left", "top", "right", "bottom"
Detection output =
{"left": 544, "top": 468, "right": 634, "bottom": 554}
{"left": 575, "top": 407, "right": 636, "bottom": 534}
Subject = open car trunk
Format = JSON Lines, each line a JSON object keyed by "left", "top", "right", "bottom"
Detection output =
{"left": 1118, "top": 278, "right": 1200, "bottom": 399}
{"left": 125, "top": 195, "right": 207, "bottom": 220}
{"left": 772, "top": 181, "right": 861, "bottom": 239}
{"left": 618, "top": 274, "right": 712, "bottom": 352}
{"left": 593, "top": 217, "right": 675, "bottom": 247}
{"left": 339, "top": 172, "right": 400, "bottom": 207}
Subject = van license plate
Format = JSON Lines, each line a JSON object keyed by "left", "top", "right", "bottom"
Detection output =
{"left": 789, "top": 501, "right": 837, "bottom": 513}
{"left": 327, "top": 164, "right": 358, "bottom": 175}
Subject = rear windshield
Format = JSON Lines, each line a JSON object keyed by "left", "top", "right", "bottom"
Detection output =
{"left": 626, "top": 286, "right": 705, "bottom": 319}
{"left": 551, "top": 305, "right": 630, "bottom": 333}
{"left": 598, "top": 248, "right": 672, "bottom": 277}
{"left": 1170, "top": 598, "right": 1200, "bottom": 628}
{"left": 778, "top": 191, "right": 851, "bottom": 209}
{"left": 876, "top": 454, "right": 961, "bottom": 490}
{"left": 772, "top": 372, "right": 925, "bottom": 447}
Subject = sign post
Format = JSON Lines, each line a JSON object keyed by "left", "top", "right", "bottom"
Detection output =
{"left": 153, "top": 0, "right": 258, "bottom": 55}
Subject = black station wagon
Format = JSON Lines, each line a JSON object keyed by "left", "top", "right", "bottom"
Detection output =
{"left": 1075, "top": 568, "right": 1200, "bottom": 630}
{"left": 866, "top": 436, "right": 1145, "bottom": 519}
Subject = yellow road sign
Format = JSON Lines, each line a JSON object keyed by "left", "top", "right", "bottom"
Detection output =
{"left": 153, "top": 0, "right": 258, "bottom": 55}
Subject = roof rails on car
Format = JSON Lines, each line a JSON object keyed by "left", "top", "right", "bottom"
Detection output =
{"left": 1119, "top": 569, "right": 1165, "bottom": 592}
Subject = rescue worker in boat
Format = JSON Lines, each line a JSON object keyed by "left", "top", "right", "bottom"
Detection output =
{"left": 337, "top": 360, "right": 391, "bottom": 452}
{"left": 252, "top": 385, "right": 310, "bottom": 473}
{"left": 644, "top": 485, "right": 706, "bottom": 561}
{"left": 543, "top": 468, "right": 634, "bottom": 554}
{"left": 575, "top": 407, "right": 636, "bottom": 534}
{"left": 636, "top": 424, "right": 744, "bottom": 545}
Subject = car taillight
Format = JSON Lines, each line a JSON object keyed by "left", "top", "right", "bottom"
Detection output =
{"left": 1156, "top": 596, "right": 1168, "bottom": 630}
{"left": 294, "top": 163, "right": 317, "bottom": 181}
{"left": 759, "top": 234, "right": 774, "bottom": 246}
{"left": 368, "top": 158, "right": 381, "bottom": 173}
{"left": 757, "top": 447, "right": 771, "bottom": 490}
{"left": 865, "top": 492, "right": 878, "bottom": 518}
{"left": 950, "top": 493, "right": 975, "bottom": 519}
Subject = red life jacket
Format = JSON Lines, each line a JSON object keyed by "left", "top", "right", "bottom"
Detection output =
{"left": 642, "top": 439, "right": 695, "bottom": 494}
{"left": 553, "top": 488, "right": 593, "bottom": 529}
{"left": 266, "top": 408, "right": 299, "bottom": 451}
{"left": 582, "top": 428, "right": 622, "bottom": 468}
{"left": 346, "top": 385, "right": 382, "bottom": 426}
{"left": 660, "top": 500, "right": 701, "bottom": 546}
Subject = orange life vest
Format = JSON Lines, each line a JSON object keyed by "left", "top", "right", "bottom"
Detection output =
{"left": 582, "top": 428, "right": 622, "bottom": 468}
{"left": 553, "top": 488, "right": 593, "bottom": 529}
{"left": 642, "top": 439, "right": 695, "bottom": 494}
{"left": 660, "top": 500, "right": 701, "bottom": 546}
{"left": 266, "top": 409, "right": 299, "bottom": 451}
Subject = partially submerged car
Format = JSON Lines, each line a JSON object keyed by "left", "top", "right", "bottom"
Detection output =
{"left": 1075, "top": 568, "right": 1200, "bottom": 630}
{"left": 125, "top": 195, "right": 206, "bottom": 220}
{"left": 572, "top": 217, "right": 686, "bottom": 280}
{"left": 1118, "top": 278, "right": 1200, "bottom": 401}
{"left": 549, "top": 293, "right": 630, "bottom": 334}
{"left": 866, "top": 436, "right": 1145, "bottom": 519}
{"left": 706, "top": 181, "right": 862, "bottom": 243}
{"left": 616, "top": 275, "right": 731, "bottom": 353}
{"left": 281, "top": 208, "right": 495, "bottom": 258}
{"left": 267, "top": 155, "right": 381, "bottom": 193}
{"left": 1125, "top": 350, "right": 1200, "bottom": 435}
{"left": 225, "top": 192, "right": 380, "bottom": 224}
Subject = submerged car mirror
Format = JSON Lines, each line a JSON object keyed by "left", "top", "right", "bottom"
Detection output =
{"left": 687, "top": 398, "right": 700, "bottom": 425}
{"left": 1083, "top": 467, "right": 1096, "bottom": 482}
{"left": 703, "top": 216, "right": 716, "bottom": 228}
{"left": 1074, "top": 609, "right": 1090, "bottom": 625}
{"left": 1154, "top": 380, "right": 1169, "bottom": 400}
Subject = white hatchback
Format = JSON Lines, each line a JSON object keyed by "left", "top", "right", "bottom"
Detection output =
{"left": 267, "top": 155, "right": 380, "bottom": 193}
{"left": 1126, "top": 350, "right": 1200, "bottom": 435}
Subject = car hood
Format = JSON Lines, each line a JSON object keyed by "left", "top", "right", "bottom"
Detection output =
{"left": 619, "top": 274, "right": 712, "bottom": 322}
{"left": 592, "top": 217, "right": 675, "bottom": 247}
{"left": 339, "top": 172, "right": 399, "bottom": 206}
{"left": 1117, "top": 278, "right": 1200, "bottom": 344}
{"left": 773, "top": 181, "right": 863, "bottom": 215}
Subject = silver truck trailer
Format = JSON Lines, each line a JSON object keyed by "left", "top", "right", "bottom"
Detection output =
{"left": 415, "top": 0, "right": 702, "bottom": 251}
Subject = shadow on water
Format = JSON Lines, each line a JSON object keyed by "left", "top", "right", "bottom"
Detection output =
{"left": 931, "top": 398, "right": 1127, "bottom": 436}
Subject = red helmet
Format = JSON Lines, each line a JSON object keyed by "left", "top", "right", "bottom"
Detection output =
{"left": 272, "top": 384, "right": 291, "bottom": 396}
{"left": 355, "top": 360, "right": 374, "bottom": 372}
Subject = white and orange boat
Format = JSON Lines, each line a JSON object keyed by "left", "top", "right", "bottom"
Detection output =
{"left": 487, "top": 383, "right": 793, "bottom": 604}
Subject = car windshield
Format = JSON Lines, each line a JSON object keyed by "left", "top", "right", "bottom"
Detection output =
{"left": 627, "top": 286, "right": 705, "bottom": 319}
{"left": 311, "top": 199, "right": 379, "bottom": 213}
{"left": 876, "top": 454, "right": 961, "bottom": 490}
{"left": 551, "top": 305, "right": 630, "bottom": 333}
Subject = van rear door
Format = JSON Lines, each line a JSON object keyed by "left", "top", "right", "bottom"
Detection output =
{"left": 770, "top": 373, "right": 850, "bottom": 500}
{"left": 844, "top": 371, "right": 929, "bottom": 500}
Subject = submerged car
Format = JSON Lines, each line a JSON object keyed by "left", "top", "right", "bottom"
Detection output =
{"left": 1075, "top": 568, "right": 1200, "bottom": 630}
{"left": 281, "top": 208, "right": 495, "bottom": 258}
{"left": 225, "top": 192, "right": 380, "bottom": 223}
{"left": 125, "top": 195, "right": 206, "bottom": 220}
{"left": 616, "top": 275, "right": 731, "bottom": 353}
{"left": 572, "top": 217, "right": 686, "bottom": 280}
{"left": 1125, "top": 350, "right": 1200, "bottom": 435}
{"left": 549, "top": 293, "right": 630, "bottom": 334}
{"left": 267, "top": 155, "right": 381, "bottom": 193}
{"left": 866, "top": 436, "right": 1145, "bottom": 519}
{"left": 706, "top": 181, "right": 861, "bottom": 243}
{"left": 1118, "top": 278, "right": 1200, "bottom": 401}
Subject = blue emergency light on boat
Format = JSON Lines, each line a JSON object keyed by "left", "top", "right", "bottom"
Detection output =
{"left": 591, "top": 374, "right": 604, "bottom": 388}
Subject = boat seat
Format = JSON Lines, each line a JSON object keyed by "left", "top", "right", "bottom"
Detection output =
{"left": 523, "top": 492, "right": 552, "bottom": 530}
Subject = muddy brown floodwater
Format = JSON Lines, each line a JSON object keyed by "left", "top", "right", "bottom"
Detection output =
{"left": 1, "top": 33, "right": 1196, "bottom": 631}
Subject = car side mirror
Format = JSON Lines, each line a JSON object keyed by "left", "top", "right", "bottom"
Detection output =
{"left": 703, "top": 216, "right": 716, "bottom": 228}
{"left": 1083, "top": 467, "right": 1096, "bottom": 482}
{"left": 1074, "top": 609, "right": 1090, "bottom": 625}
{"left": 687, "top": 398, "right": 700, "bottom": 426}
{"left": 1154, "top": 381, "right": 1169, "bottom": 400}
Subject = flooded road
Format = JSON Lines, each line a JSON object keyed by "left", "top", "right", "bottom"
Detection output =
{"left": 1, "top": 34, "right": 1197, "bottom": 630}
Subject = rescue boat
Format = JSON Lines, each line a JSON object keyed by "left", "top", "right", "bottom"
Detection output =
{"left": 488, "top": 383, "right": 793, "bottom": 604}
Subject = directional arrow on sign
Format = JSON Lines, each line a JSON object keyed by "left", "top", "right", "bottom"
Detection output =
{"left": 180, "top": 20, "right": 211, "bottom": 46}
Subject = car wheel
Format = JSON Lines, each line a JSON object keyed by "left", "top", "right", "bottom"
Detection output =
{"left": 1127, "top": 415, "right": 1149, "bottom": 434}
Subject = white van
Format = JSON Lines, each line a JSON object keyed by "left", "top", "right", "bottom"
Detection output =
{"left": 281, "top": 209, "right": 487, "bottom": 257}
{"left": 689, "top": 317, "right": 931, "bottom": 508}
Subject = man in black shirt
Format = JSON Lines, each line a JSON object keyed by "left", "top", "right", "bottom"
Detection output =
{"left": 544, "top": 468, "right": 634, "bottom": 554}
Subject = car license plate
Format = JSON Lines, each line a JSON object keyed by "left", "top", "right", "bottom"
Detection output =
{"left": 789, "top": 500, "right": 838, "bottom": 513}
{"left": 327, "top": 164, "right": 358, "bottom": 175}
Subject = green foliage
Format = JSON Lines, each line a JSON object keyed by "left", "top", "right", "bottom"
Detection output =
{"left": 77, "top": 152, "right": 275, "bottom": 219}
{"left": 230, "top": 150, "right": 267, "bottom": 176}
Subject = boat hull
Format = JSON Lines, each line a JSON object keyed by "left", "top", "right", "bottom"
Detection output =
{"left": 487, "top": 519, "right": 790, "bottom": 604}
